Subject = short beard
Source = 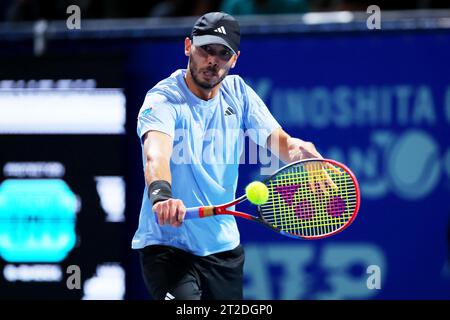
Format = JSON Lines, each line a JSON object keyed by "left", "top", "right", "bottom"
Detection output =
{"left": 189, "top": 58, "right": 228, "bottom": 89}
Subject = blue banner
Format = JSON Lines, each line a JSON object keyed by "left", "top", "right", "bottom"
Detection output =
{"left": 124, "top": 29, "right": 450, "bottom": 299}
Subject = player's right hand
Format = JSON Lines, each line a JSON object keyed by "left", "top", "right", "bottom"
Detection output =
{"left": 153, "top": 199, "right": 186, "bottom": 227}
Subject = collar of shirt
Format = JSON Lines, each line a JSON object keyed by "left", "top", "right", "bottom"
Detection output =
{"left": 179, "top": 69, "right": 220, "bottom": 110}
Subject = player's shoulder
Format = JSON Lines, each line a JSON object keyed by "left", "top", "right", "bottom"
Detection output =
{"left": 138, "top": 71, "right": 185, "bottom": 117}
{"left": 146, "top": 69, "right": 184, "bottom": 104}
{"left": 222, "top": 74, "right": 246, "bottom": 87}
{"left": 221, "top": 74, "right": 248, "bottom": 96}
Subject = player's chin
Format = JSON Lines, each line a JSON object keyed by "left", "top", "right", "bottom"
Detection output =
{"left": 198, "top": 79, "right": 220, "bottom": 89}
{"left": 202, "top": 71, "right": 226, "bottom": 85}
{"left": 201, "top": 73, "right": 218, "bottom": 84}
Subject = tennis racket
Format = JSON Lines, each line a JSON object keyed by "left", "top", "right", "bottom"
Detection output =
{"left": 184, "top": 158, "right": 360, "bottom": 239}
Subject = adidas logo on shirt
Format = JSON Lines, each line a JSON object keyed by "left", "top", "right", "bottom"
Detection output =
{"left": 214, "top": 26, "right": 227, "bottom": 34}
{"left": 224, "top": 106, "right": 235, "bottom": 116}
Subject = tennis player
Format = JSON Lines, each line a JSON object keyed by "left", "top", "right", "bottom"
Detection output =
{"left": 132, "top": 12, "right": 325, "bottom": 300}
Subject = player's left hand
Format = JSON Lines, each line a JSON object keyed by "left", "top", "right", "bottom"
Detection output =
{"left": 287, "top": 137, "right": 322, "bottom": 161}
{"left": 287, "top": 138, "right": 339, "bottom": 194}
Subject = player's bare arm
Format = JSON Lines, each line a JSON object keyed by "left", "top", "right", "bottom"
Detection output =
{"left": 267, "top": 128, "right": 338, "bottom": 193}
{"left": 143, "top": 130, "right": 186, "bottom": 227}
{"left": 267, "top": 127, "right": 324, "bottom": 163}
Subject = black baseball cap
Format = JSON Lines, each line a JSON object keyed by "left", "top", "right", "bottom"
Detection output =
{"left": 191, "top": 12, "right": 240, "bottom": 55}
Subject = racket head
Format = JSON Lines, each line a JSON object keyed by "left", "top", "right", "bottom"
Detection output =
{"left": 257, "top": 158, "right": 360, "bottom": 239}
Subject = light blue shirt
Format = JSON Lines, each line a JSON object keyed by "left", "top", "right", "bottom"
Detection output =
{"left": 132, "top": 69, "right": 280, "bottom": 256}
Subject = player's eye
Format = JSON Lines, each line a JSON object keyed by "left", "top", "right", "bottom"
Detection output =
{"left": 200, "top": 45, "right": 232, "bottom": 61}
{"left": 219, "top": 50, "right": 232, "bottom": 61}
{"left": 201, "top": 45, "right": 213, "bottom": 55}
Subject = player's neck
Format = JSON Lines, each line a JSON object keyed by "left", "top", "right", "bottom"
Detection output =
{"left": 184, "top": 70, "right": 221, "bottom": 101}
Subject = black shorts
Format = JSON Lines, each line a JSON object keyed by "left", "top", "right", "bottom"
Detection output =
{"left": 138, "top": 244, "right": 245, "bottom": 300}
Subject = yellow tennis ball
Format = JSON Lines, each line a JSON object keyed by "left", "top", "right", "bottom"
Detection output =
{"left": 245, "top": 181, "right": 269, "bottom": 205}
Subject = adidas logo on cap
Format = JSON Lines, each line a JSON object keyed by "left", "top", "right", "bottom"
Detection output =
{"left": 214, "top": 26, "right": 227, "bottom": 34}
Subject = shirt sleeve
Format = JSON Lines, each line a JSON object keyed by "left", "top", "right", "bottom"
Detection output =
{"left": 243, "top": 83, "right": 281, "bottom": 147}
{"left": 136, "top": 93, "right": 177, "bottom": 142}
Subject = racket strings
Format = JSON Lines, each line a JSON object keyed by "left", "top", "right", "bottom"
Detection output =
{"left": 273, "top": 180, "right": 356, "bottom": 236}
{"left": 260, "top": 163, "right": 358, "bottom": 237}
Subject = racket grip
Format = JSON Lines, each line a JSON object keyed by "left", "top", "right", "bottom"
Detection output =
{"left": 184, "top": 207, "right": 202, "bottom": 219}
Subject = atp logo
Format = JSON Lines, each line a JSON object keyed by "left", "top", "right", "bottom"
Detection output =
{"left": 244, "top": 243, "right": 386, "bottom": 299}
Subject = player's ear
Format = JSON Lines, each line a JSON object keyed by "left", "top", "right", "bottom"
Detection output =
{"left": 231, "top": 51, "right": 240, "bottom": 68}
{"left": 184, "top": 37, "right": 191, "bottom": 57}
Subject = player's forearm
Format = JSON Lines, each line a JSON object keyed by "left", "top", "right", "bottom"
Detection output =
{"left": 143, "top": 131, "right": 174, "bottom": 186}
{"left": 145, "top": 142, "right": 185, "bottom": 227}
{"left": 144, "top": 152, "right": 172, "bottom": 186}
{"left": 267, "top": 128, "right": 292, "bottom": 163}
{"left": 268, "top": 128, "right": 322, "bottom": 163}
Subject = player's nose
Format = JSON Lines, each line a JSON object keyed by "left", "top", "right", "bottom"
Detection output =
{"left": 206, "top": 54, "right": 219, "bottom": 66}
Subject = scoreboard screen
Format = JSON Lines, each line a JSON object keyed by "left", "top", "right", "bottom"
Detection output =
{"left": 0, "top": 56, "right": 127, "bottom": 299}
